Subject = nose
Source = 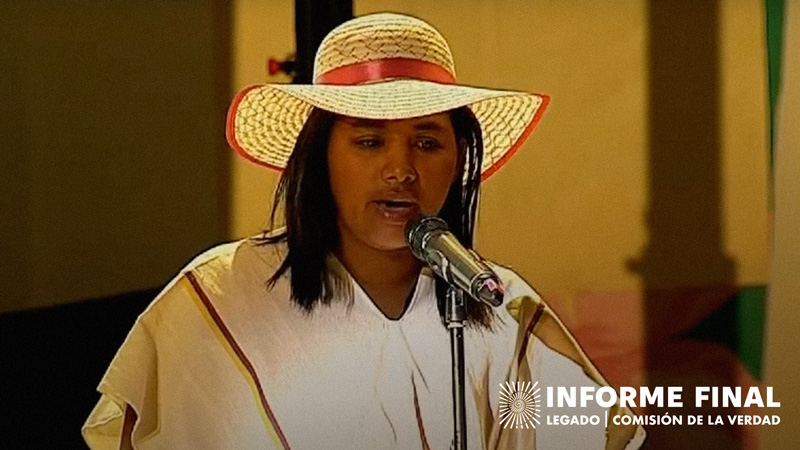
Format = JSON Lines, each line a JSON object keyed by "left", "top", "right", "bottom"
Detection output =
{"left": 380, "top": 142, "right": 417, "bottom": 185}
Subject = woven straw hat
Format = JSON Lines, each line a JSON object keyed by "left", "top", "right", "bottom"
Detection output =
{"left": 226, "top": 12, "right": 549, "bottom": 180}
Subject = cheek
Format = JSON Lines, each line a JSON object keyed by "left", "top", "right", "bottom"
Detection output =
{"left": 327, "top": 147, "right": 370, "bottom": 216}
{"left": 327, "top": 151, "right": 350, "bottom": 210}
{"left": 421, "top": 154, "right": 460, "bottom": 209}
{"left": 436, "top": 160, "right": 459, "bottom": 191}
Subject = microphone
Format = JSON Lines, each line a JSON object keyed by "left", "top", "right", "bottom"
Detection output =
{"left": 405, "top": 215, "right": 504, "bottom": 307}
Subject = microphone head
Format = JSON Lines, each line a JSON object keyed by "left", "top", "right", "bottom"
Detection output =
{"left": 472, "top": 273, "right": 505, "bottom": 307}
{"left": 405, "top": 215, "right": 448, "bottom": 260}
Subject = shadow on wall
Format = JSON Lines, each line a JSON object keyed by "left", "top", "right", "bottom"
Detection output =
{"left": 630, "top": 1, "right": 748, "bottom": 448}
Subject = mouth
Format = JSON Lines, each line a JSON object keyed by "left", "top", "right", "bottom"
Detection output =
{"left": 373, "top": 199, "right": 420, "bottom": 223}
{"left": 376, "top": 199, "right": 417, "bottom": 209}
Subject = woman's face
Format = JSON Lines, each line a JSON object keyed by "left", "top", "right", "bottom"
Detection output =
{"left": 328, "top": 112, "right": 459, "bottom": 253}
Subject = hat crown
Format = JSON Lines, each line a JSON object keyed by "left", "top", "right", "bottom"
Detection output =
{"left": 313, "top": 13, "right": 456, "bottom": 84}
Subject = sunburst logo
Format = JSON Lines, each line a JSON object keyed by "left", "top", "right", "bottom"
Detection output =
{"left": 499, "top": 381, "right": 541, "bottom": 429}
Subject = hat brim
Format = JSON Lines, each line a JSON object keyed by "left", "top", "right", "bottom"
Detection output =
{"left": 226, "top": 79, "right": 549, "bottom": 180}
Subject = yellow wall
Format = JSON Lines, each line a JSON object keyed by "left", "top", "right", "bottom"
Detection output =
{"left": 230, "top": 0, "right": 293, "bottom": 238}
{"left": 763, "top": 0, "right": 800, "bottom": 446}
{"left": 718, "top": 0, "right": 771, "bottom": 287}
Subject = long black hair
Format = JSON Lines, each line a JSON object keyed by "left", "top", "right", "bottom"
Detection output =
{"left": 260, "top": 106, "right": 493, "bottom": 328}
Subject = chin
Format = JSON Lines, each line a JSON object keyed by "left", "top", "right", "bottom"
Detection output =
{"left": 369, "top": 229, "right": 411, "bottom": 252}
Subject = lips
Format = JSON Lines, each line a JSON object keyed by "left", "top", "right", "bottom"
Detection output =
{"left": 373, "top": 199, "right": 420, "bottom": 224}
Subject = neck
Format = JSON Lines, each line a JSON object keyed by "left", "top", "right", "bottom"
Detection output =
{"left": 336, "top": 239, "right": 423, "bottom": 319}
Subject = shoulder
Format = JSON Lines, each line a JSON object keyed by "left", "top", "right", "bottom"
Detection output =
{"left": 485, "top": 262, "right": 543, "bottom": 305}
{"left": 87, "top": 238, "right": 290, "bottom": 447}
{"left": 108, "top": 234, "right": 290, "bottom": 351}
{"left": 183, "top": 236, "right": 286, "bottom": 279}
{"left": 139, "top": 236, "right": 288, "bottom": 322}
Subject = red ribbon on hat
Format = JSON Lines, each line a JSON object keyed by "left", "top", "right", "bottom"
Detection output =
{"left": 316, "top": 57, "right": 456, "bottom": 85}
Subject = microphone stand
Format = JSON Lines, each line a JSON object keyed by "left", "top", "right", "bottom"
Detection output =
{"left": 446, "top": 285, "right": 467, "bottom": 450}
{"left": 405, "top": 215, "right": 503, "bottom": 449}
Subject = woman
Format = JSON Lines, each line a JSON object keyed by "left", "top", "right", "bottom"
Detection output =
{"left": 83, "top": 13, "right": 644, "bottom": 449}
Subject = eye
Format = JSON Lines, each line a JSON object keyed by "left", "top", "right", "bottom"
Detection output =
{"left": 356, "top": 137, "right": 383, "bottom": 148}
{"left": 416, "top": 138, "right": 442, "bottom": 151}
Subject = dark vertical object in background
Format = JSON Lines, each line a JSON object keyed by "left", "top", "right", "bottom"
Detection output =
{"left": 294, "top": 0, "right": 353, "bottom": 84}
{"left": 765, "top": 0, "right": 785, "bottom": 170}
{"left": 215, "top": 0, "right": 233, "bottom": 238}
{"left": 633, "top": 1, "right": 740, "bottom": 449}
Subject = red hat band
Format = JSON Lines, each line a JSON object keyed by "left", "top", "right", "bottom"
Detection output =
{"left": 315, "top": 57, "right": 456, "bottom": 85}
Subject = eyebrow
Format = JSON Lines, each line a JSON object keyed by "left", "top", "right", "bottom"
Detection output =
{"left": 343, "top": 118, "right": 384, "bottom": 129}
{"left": 342, "top": 117, "right": 447, "bottom": 132}
{"left": 412, "top": 120, "right": 446, "bottom": 132}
